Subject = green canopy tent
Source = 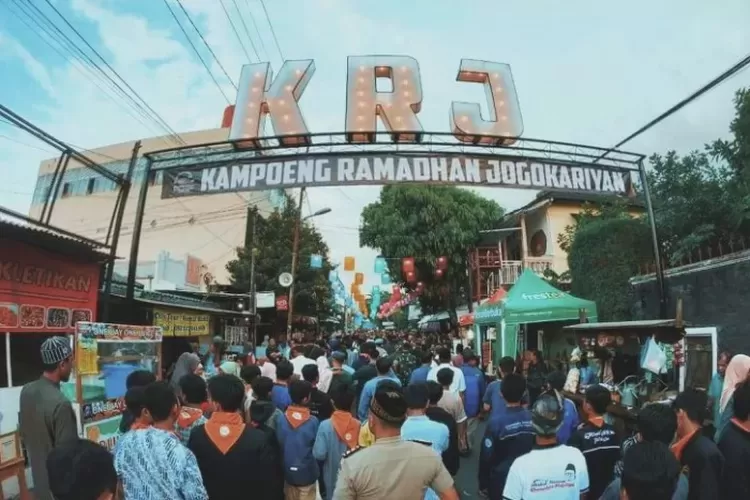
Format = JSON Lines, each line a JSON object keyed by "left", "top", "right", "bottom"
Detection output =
{"left": 498, "top": 269, "right": 598, "bottom": 360}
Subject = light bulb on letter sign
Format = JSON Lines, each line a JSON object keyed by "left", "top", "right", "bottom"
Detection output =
{"left": 230, "top": 60, "right": 316, "bottom": 148}
{"left": 345, "top": 55, "right": 423, "bottom": 143}
{"left": 451, "top": 59, "right": 523, "bottom": 145}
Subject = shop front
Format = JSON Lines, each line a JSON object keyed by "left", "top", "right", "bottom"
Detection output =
{"left": 0, "top": 235, "right": 102, "bottom": 434}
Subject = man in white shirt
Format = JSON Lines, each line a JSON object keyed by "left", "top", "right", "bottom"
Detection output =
{"left": 503, "top": 391, "right": 589, "bottom": 500}
{"left": 290, "top": 344, "right": 316, "bottom": 377}
{"left": 427, "top": 347, "right": 466, "bottom": 395}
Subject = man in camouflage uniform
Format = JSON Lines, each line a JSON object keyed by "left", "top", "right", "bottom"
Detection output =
{"left": 392, "top": 342, "right": 419, "bottom": 386}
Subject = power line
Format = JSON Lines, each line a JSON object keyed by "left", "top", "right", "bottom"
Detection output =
{"left": 596, "top": 51, "right": 750, "bottom": 162}
{"left": 242, "top": 0, "right": 270, "bottom": 62}
{"left": 6, "top": 0, "right": 172, "bottom": 144}
{"left": 218, "top": 0, "right": 255, "bottom": 62}
{"left": 162, "top": 0, "right": 233, "bottom": 104}
{"left": 172, "top": 0, "right": 238, "bottom": 90}
{"left": 229, "top": 0, "right": 261, "bottom": 62}
{"left": 40, "top": 0, "right": 186, "bottom": 145}
{"left": 259, "top": 0, "right": 284, "bottom": 62}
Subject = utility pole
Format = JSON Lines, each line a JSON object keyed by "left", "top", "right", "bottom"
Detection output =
{"left": 245, "top": 205, "right": 258, "bottom": 346}
{"left": 287, "top": 187, "right": 306, "bottom": 334}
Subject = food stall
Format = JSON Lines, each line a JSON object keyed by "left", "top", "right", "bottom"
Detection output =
{"left": 562, "top": 312, "right": 687, "bottom": 435}
{"left": 70, "top": 322, "right": 162, "bottom": 450}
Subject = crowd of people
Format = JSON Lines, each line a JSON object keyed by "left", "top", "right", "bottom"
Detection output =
{"left": 14, "top": 332, "right": 750, "bottom": 500}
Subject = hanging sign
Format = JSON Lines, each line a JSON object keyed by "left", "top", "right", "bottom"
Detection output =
{"left": 153, "top": 309, "right": 211, "bottom": 337}
{"left": 161, "top": 154, "right": 632, "bottom": 198}
{"left": 0, "top": 240, "right": 99, "bottom": 333}
{"left": 310, "top": 254, "right": 323, "bottom": 269}
{"left": 275, "top": 295, "right": 289, "bottom": 311}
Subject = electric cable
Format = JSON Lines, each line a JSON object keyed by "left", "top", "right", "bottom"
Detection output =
{"left": 6, "top": 0, "right": 172, "bottom": 144}
{"left": 162, "top": 0, "right": 233, "bottom": 104}
{"left": 40, "top": 0, "right": 186, "bottom": 145}
{"left": 596, "top": 51, "right": 750, "bottom": 162}
{"left": 259, "top": 0, "right": 284, "bottom": 62}
{"left": 172, "top": 0, "right": 239, "bottom": 90}
{"left": 242, "top": 0, "right": 270, "bottom": 62}
{"left": 229, "top": 0, "right": 261, "bottom": 63}
{"left": 218, "top": 0, "right": 255, "bottom": 62}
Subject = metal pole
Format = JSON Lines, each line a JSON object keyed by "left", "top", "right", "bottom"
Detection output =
{"left": 44, "top": 151, "right": 72, "bottom": 225}
{"left": 638, "top": 159, "right": 668, "bottom": 319}
{"left": 127, "top": 157, "right": 153, "bottom": 302}
{"left": 286, "top": 187, "right": 305, "bottom": 333}
{"left": 101, "top": 141, "right": 141, "bottom": 321}
{"left": 40, "top": 152, "right": 66, "bottom": 223}
{"left": 248, "top": 207, "right": 258, "bottom": 346}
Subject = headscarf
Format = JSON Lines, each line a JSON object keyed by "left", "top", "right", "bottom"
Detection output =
{"left": 219, "top": 361, "right": 241, "bottom": 378}
{"left": 170, "top": 352, "right": 201, "bottom": 392}
{"left": 316, "top": 356, "right": 333, "bottom": 393}
{"left": 720, "top": 354, "right": 750, "bottom": 412}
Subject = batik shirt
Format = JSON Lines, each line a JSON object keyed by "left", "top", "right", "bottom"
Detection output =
{"left": 393, "top": 349, "right": 418, "bottom": 386}
{"left": 114, "top": 427, "right": 208, "bottom": 500}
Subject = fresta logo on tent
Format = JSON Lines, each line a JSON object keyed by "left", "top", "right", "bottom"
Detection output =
{"left": 520, "top": 291, "right": 565, "bottom": 300}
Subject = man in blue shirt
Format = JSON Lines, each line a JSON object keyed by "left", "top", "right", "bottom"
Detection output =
{"left": 358, "top": 357, "right": 401, "bottom": 420}
{"left": 409, "top": 350, "right": 434, "bottom": 385}
{"left": 478, "top": 373, "right": 534, "bottom": 499}
{"left": 482, "top": 357, "right": 528, "bottom": 419}
{"left": 546, "top": 370, "right": 579, "bottom": 444}
{"left": 459, "top": 350, "right": 486, "bottom": 451}
{"left": 401, "top": 383, "right": 450, "bottom": 500}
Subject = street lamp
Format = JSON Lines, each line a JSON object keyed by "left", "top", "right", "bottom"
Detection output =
{"left": 304, "top": 207, "right": 332, "bottom": 220}
{"left": 287, "top": 186, "right": 331, "bottom": 333}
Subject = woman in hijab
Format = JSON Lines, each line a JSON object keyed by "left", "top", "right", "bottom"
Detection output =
{"left": 715, "top": 354, "right": 750, "bottom": 441}
{"left": 203, "top": 336, "right": 225, "bottom": 378}
{"left": 169, "top": 352, "right": 202, "bottom": 393}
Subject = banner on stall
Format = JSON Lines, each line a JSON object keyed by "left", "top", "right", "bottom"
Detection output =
{"left": 153, "top": 309, "right": 211, "bottom": 337}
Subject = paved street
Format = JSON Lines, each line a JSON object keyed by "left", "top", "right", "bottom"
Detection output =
{"left": 454, "top": 420, "right": 486, "bottom": 498}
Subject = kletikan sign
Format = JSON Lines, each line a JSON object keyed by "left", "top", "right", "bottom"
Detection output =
{"left": 160, "top": 55, "right": 633, "bottom": 198}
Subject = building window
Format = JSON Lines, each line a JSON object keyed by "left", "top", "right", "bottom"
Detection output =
{"left": 148, "top": 171, "right": 158, "bottom": 186}
{"left": 61, "top": 182, "right": 72, "bottom": 198}
{"left": 86, "top": 178, "right": 97, "bottom": 194}
{"left": 529, "top": 230, "right": 548, "bottom": 257}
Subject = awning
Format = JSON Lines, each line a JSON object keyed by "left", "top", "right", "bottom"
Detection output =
{"left": 503, "top": 269, "right": 597, "bottom": 325}
{"left": 474, "top": 287, "right": 507, "bottom": 325}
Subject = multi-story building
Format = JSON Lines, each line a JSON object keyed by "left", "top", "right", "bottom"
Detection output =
{"left": 29, "top": 128, "right": 286, "bottom": 286}
{"left": 469, "top": 190, "right": 645, "bottom": 302}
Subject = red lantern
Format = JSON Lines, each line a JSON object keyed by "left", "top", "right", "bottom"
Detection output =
{"left": 392, "top": 287, "right": 402, "bottom": 300}
{"left": 435, "top": 268, "right": 444, "bottom": 279}
{"left": 405, "top": 271, "right": 416, "bottom": 283}
{"left": 436, "top": 256, "right": 448, "bottom": 270}
{"left": 402, "top": 257, "right": 415, "bottom": 274}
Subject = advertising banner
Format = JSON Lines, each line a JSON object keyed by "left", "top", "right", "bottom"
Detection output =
{"left": 275, "top": 295, "right": 289, "bottom": 311}
{"left": 153, "top": 308, "right": 211, "bottom": 337}
{"left": 0, "top": 240, "right": 100, "bottom": 333}
{"left": 161, "top": 153, "right": 632, "bottom": 199}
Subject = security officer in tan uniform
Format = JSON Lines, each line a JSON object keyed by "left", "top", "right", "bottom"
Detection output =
{"left": 332, "top": 381, "right": 459, "bottom": 500}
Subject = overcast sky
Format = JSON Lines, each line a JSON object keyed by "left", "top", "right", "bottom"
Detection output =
{"left": 1, "top": 0, "right": 749, "bottom": 290}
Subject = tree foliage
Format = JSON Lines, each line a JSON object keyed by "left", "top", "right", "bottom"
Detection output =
{"left": 562, "top": 203, "right": 651, "bottom": 320}
{"left": 226, "top": 203, "right": 334, "bottom": 319}
{"left": 359, "top": 185, "right": 503, "bottom": 313}
{"left": 562, "top": 87, "right": 750, "bottom": 320}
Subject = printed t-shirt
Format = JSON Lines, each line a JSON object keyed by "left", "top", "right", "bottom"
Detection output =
{"left": 503, "top": 444, "right": 589, "bottom": 500}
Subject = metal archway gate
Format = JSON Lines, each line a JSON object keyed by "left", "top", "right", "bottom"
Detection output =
{"left": 124, "top": 132, "right": 665, "bottom": 317}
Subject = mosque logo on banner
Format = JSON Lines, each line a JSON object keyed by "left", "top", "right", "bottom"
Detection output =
{"left": 160, "top": 55, "right": 633, "bottom": 199}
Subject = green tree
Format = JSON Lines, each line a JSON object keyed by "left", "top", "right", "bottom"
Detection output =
{"left": 563, "top": 203, "right": 652, "bottom": 320}
{"left": 226, "top": 204, "right": 334, "bottom": 319}
{"left": 359, "top": 185, "right": 503, "bottom": 314}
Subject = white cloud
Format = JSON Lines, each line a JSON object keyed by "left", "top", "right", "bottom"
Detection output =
{"left": 1, "top": 0, "right": 749, "bottom": 293}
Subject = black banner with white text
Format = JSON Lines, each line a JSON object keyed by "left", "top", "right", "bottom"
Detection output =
{"left": 160, "top": 153, "right": 633, "bottom": 198}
